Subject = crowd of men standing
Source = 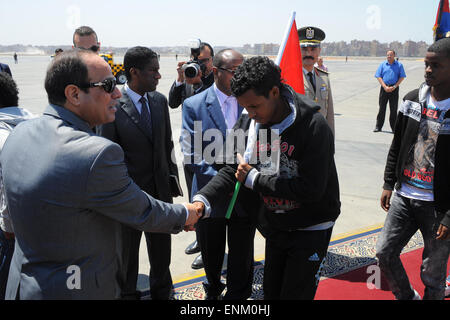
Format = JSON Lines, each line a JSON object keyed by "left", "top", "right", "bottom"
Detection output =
{"left": 0, "top": 24, "right": 448, "bottom": 301}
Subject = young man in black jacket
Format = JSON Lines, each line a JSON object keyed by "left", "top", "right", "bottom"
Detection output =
{"left": 192, "top": 56, "right": 340, "bottom": 299}
{"left": 376, "top": 38, "right": 450, "bottom": 300}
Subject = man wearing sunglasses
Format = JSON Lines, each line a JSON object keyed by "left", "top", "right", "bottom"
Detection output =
{"left": 98, "top": 46, "right": 182, "bottom": 300}
{"left": 73, "top": 26, "right": 101, "bottom": 53}
{"left": 0, "top": 50, "right": 202, "bottom": 300}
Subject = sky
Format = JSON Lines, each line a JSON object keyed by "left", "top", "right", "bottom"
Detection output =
{"left": 0, "top": 0, "right": 440, "bottom": 47}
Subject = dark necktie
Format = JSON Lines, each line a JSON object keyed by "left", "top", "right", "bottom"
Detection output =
{"left": 307, "top": 72, "right": 316, "bottom": 92}
{"left": 139, "top": 96, "right": 152, "bottom": 135}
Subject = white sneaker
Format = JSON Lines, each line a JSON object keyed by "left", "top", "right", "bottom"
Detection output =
{"left": 445, "top": 275, "right": 450, "bottom": 298}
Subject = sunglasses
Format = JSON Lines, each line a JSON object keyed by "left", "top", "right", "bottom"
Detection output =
{"left": 80, "top": 77, "right": 117, "bottom": 93}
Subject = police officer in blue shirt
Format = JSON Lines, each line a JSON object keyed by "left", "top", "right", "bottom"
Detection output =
{"left": 374, "top": 50, "right": 406, "bottom": 132}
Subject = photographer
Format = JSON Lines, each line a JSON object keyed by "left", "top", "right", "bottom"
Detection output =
{"left": 168, "top": 42, "right": 214, "bottom": 109}
{"left": 171, "top": 41, "right": 215, "bottom": 270}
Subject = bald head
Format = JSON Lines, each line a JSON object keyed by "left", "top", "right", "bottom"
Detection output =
{"left": 213, "top": 49, "right": 244, "bottom": 69}
{"left": 213, "top": 49, "right": 244, "bottom": 96}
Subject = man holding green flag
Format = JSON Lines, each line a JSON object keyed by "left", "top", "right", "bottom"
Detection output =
{"left": 181, "top": 49, "right": 256, "bottom": 300}
{"left": 194, "top": 56, "right": 340, "bottom": 300}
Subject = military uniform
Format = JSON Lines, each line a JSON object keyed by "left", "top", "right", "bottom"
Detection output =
{"left": 302, "top": 67, "right": 334, "bottom": 135}
{"left": 298, "top": 26, "right": 335, "bottom": 136}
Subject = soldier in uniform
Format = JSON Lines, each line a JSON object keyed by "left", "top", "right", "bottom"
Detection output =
{"left": 298, "top": 26, "right": 335, "bottom": 136}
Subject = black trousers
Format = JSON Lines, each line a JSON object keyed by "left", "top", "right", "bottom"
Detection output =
{"left": 197, "top": 216, "right": 256, "bottom": 299}
{"left": 376, "top": 86, "right": 399, "bottom": 131}
{"left": 263, "top": 227, "right": 333, "bottom": 300}
{"left": 120, "top": 225, "right": 172, "bottom": 300}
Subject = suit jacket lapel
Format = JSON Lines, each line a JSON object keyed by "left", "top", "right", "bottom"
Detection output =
{"left": 120, "top": 89, "right": 153, "bottom": 143}
{"left": 205, "top": 87, "right": 227, "bottom": 136}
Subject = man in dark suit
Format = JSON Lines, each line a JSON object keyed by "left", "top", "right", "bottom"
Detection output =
{"left": 181, "top": 49, "right": 255, "bottom": 300}
{"left": 169, "top": 41, "right": 215, "bottom": 269}
{"left": 98, "top": 47, "right": 182, "bottom": 300}
{"left": 1, "top": 50, "right": 200, "bottom": 300}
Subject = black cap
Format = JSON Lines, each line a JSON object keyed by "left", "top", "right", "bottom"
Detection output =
{"left": 298, "top": 26, "right": 326, "bottom": 48}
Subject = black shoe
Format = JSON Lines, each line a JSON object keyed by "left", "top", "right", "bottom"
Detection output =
{"left": 202, "top": 282, "right": 225, "bottom": 300}
{"left": 185, "top": 240, "right": 201, "bottom": 255}
{"left": 373, "top": 127, "right": 381, "bottom": 132}
{"left": 191, "top": 254, "right": 204, "bottom": 270}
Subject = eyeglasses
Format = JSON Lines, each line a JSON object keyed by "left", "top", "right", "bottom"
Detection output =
{"left": 80, "top": 77, "right": 117, "bottom": 93}
{"left": 77, "top": 45, "right": 100, "bottom": 52}
{"left": 217, "top": 67, "right": 237, "bottom": 75}
{"left": 198, "top": 57, "right": 211, "bottom": 64}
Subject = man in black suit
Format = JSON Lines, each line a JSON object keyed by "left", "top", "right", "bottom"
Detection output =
{"left": 168, "top": 42, "right": 215, "bottom": 269}
{"left": 98, "top": 47, "right": 182, "bottom": 300}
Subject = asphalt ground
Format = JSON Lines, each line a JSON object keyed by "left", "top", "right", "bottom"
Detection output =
{"left": 0, "top": 53, "right": 426, "bottom": 290}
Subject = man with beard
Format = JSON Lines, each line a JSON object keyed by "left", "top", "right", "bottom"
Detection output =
{"left": 298, "top": 26, "right": 335, "bottom": 137}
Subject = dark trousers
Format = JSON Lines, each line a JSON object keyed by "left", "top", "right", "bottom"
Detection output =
{"left": 197, "top": 216, "right": 256, "bottom": 299}
{"left": 120, "top": 224, "right": 172, "bottom": 300}
{"left": 0, "top": 231, "right": 14, "bottom": 300}
{"left": 376, "top": 86, "right": 399, "bottom": 132}
{"left": 263, "top": 227, "right": 333, "bottom": 300}
{"left": 183, "top": 164, "right": 201, "bottom": 249}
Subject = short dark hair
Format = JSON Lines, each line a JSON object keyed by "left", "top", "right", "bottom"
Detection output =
{"left": 231, "top": 56, "right": 282, "bottom": 98}
{"left": 0, "top": 72, "right": 19, "bottom": 107}
{"left": 73, "top": 26, "right": 98, "bottom": 45}
{"left": 428, "top": 37, "right": 450, "bottom": 58}
{"left": 44, "top": 50, "right": 93, "bottom": 106}
{"left": 387, "top": 50, "right": 396, "bottom": 55}
{"left": 200, "top": 42, "right": 214, "bottom": 57}
{"left": 124, "top": 46, "right": 158, "bottom": 80}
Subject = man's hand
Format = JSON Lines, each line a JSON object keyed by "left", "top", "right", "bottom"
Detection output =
{"left": 380, "top": 189, "right": 392, "bottom": 212}
{"left": 183, "top": 202, "right": 204, "bottom": 231}
{"left": 436, "top": 224, "right": 450, "bottom": 240}
{"left": 176, "top": 61, "right": 187, "bottom": 83}
{"left": 235, "top": 153, "right": 253, "bottom": 184}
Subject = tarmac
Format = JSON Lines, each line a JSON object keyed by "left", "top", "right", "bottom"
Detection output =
{"left": 0, "top": 53, "right": 427, "bottom": 292}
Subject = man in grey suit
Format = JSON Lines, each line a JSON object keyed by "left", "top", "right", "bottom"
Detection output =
{"left": 98, "top": 47, "right": 181, "bottom": 300}
{"left": 0, "top": 50, "right": 201, "bottom": 300}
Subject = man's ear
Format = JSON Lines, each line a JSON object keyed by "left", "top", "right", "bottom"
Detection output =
{"left": 270, "top": 86, "right": 280, "bottom": 99}
{"left": 64, "top": 84, "right": 82, "bottom": 107}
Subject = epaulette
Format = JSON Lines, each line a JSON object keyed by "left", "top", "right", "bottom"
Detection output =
{"left": 315, "top": 67, "right": 329, "bottom": 74}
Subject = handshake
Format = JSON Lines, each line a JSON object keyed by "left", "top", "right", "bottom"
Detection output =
{"left": 183, "top": 201, "right": 205, "bottom": 231}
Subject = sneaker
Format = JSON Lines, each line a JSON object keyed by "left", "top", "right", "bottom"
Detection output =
{"left": 445, "top": 275, "right": 450, "bottom": 298}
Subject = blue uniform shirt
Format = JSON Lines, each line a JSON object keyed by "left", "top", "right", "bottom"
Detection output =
{"left": 375, "top": 60, "right": 406, "bottom": 86}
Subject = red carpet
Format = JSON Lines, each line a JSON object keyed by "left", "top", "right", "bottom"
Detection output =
{"left": 315, "top": 248, "right": 450, "bottom": 300}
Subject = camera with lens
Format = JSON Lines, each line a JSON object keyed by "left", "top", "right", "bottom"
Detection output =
{"left": 182, "top": 39, "right": 207, "bottom": 79}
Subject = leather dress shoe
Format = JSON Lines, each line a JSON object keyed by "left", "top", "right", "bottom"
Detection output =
{"left": 373, "top": 127, "right": 381, "bottom": 132}
{"left": 185, "top": 240, "right": 201, "bottom": 255}
{"left": 191, "top": 253, "right": 204, "bottom": 270}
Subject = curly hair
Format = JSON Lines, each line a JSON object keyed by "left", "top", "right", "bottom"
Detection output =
{"left": 428, "top": 37, "right": 450, "bottom": 58}
{"left": 231, "top": 56, "right": 282, "bottom": 98}
{"left": 0, "top": 72, "right": 19, "bottom": 107}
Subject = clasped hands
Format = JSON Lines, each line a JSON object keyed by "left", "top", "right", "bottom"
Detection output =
{"left": 183, "top": 154, "right": 253, "bottom": 231}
